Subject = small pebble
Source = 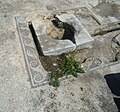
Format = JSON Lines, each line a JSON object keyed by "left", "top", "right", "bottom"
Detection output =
{"left": 53, "top": 63, "right": 57, "bottom": 66}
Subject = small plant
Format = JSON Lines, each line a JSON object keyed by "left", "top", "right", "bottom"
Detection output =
{"left": 49, "top": 71, "right": 60, "bottom": 87}
{"left": 61, "top": 55, "right": 85, "bottom": 77}
{"left": 49, "top": 54, "right": 85, "bottom": 87}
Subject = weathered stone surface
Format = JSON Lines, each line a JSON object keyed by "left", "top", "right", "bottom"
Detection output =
{"left": 38, "top": 34, "right": 76, "bottom": 56}
{"left": 32, "top": 18, "right": 64, "bottom": 39}
{"left": 109, "top": 62, "right": 120, "bottom": 72}
{"left": 87, "top": 2, "right": 120, "bottom": 24}
{"left": 1, "top": 0, "right": 120, "bottom": 112}
{"left": 81, "top": 57, "right": 102, "bottom": 70}
{"left": 116, "top": 34, "right": 120, "bottom": 45}
{"left": 111, "top": 33, "right": 120, "bottom": 61}
{"left": 32, "top": 19, "right": 46, "bottom": 36}
{"left": 58, "top": 14, "right": 94, "bottom": 49}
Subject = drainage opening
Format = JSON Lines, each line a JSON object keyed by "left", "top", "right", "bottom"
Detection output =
{"left": 28, "top": 21, "right": 44, "bottom": 56}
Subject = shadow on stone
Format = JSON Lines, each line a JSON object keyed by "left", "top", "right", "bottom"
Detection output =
{"left": 113, "top": 97, "right": 120, "bottom": 112}
{"left": 29, "top": 22, "right": 44, "bottom": 56}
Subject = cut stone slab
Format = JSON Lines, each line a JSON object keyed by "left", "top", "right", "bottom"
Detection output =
{"left": 38, "top": 34, "right": 76, "bottom": 56}
{"left": 58, "top": 14, "right": 94, "bottom": 49}
{"left": 32, "top": 19, "right": 46, "bottom": 36}
{"left": 32, "top": 18, "right": 76, "bottom": 56}
{"left": 32, "top": 14, "right": 94, "bottom": 55}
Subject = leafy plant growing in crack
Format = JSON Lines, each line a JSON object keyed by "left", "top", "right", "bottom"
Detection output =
{"left": 61, "top": 55, "right": 85, "bottom": 77}
{"left": 49, "top": 54, "right": 85, "bottom": 87}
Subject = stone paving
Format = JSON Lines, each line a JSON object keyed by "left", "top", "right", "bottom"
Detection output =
{"left": 0, "top": 0, "right": 120, "bottom": 112}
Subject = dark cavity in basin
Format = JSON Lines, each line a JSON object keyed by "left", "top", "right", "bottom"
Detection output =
{"left": 52, "top": 15, "right": 76, "bottom": 44}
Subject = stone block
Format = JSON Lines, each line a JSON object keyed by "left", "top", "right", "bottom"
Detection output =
{"left": 58, "top": 14, "right": 94, "bottom": 49}
{"left": 38, "top": 34, "right": 76, "bottom": 56}
{"left": 32, "top": 14, "right": 94, "bottom": 56}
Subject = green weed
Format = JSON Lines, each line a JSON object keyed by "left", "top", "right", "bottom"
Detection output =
{"left": 49, "top": 54, "right": 85, "bottom": 87}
